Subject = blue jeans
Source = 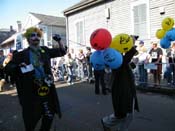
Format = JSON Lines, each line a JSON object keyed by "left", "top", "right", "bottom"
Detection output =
{"left": 165, "top": 64, "right": 175, "bottom": 85}
{"left": 164, "top": 66, "right": 172, "bottom": 83}
{"left": 138, "top": 64, "right": 147, "bottom": 87}
{"left": 67, "top": 66, "right": 73, "bottom": 83}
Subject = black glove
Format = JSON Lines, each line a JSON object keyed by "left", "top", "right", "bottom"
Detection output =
{"left": 129, "top": 62, "right": 136, "bottom": 69}
{"left": 52, "top": 34, "right": 67, "bottom": 51}
{"left": 52, "top": 34, "right": 61, "bottom": 42}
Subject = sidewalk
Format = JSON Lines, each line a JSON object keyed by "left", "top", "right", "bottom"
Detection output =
{"left": 136, "top": 85, "right": 175, "bottom": 96}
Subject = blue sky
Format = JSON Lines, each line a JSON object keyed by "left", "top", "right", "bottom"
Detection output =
{"left": 0, "top": 0, "right": 80, "bottom": 29}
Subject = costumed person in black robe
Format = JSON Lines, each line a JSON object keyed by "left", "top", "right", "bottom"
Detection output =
{"left": 101, "top": 35, "right": 139, "bottom": 131}
{"left": 5, "top": 27, "right": 67, "bottom": 131}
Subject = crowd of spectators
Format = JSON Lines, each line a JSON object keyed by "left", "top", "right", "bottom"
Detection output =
{"left": 0, "top": 41, "right": 175, "bottom": 91}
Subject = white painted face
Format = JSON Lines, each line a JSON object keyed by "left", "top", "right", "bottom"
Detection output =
{"left": 29, "top": 32, "right": 41, "bottom": 46}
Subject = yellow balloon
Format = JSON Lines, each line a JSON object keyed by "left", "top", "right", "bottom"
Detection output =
{"left": 110, "top": 33, "right": 133, "bottom": 53}
{"left": 161, "top": 17, "right": 174, "bottom": 31}
{"left": 156, "top": 29, "right": 166, "bottom": 39}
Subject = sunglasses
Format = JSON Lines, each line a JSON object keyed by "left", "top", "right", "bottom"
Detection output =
{"left": 30, "top": 32, "right": 41, "bottom": 38}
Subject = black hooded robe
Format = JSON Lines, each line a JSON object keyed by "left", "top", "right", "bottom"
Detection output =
{"left": 111, "top": 47, "right": 139, "bottom": 119}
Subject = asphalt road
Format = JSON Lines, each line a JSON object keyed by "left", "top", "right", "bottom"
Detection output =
{"left": 0, "top": 81, "right": 175, "bottom": 131}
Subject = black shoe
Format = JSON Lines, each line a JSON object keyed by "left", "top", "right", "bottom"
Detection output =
{"left": 101, "top": 119, "right": 111, "bottom": 131}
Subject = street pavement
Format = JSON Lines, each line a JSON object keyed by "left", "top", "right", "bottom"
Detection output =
{"left": 0, "top": 81, "right": 175, "bottom": 131}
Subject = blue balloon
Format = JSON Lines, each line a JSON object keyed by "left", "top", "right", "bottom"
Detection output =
{"left": 166, "top": 28, "right": 175, "bottom": 41}
{"left": 90, "top": 50, "right": 105, "bottom": 70}
{"left": 103, "top": 48, "right": 123, "bottom": 69}
{"left": 160, "top": 37, "right": 171, "bottom": 49}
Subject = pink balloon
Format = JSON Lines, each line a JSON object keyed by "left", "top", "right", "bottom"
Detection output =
{"left": 90, "top": 28, "right": 112, "bottom": 50}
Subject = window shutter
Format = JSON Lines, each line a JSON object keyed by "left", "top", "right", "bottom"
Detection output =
{"left": 76, "top": 21, "right": 84, "bottom": 45}
{"left": 133, "top": 3, "right": 147, "bottom": 39}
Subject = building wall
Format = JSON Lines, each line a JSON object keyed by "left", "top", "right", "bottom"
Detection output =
{"left": 1, "top": 13, "right": 67, "bottom": 55}
{"left": 23, "top": 14, "right": 40, "bottom": 29}
{"left": 66, "top": 0, "right": 175, "bottom": 51}
{"left": 0, "top": 30, "right": 16, "bottom": 44}
{"left": 48, "top": 26, "right": 66, "bottom": 44}
{"left": 67, "top": 3, "right": 110, "bottom": 49}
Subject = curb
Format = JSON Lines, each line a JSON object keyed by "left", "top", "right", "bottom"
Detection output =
{"left": 136, "top": 86, "right": 175, "bottom": 96}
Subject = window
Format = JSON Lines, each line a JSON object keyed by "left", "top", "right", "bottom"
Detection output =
{"left": 132, "top": 1, "right": 149, "bottom": 40}
{"left": 75, "top": 21, "right": 84, "bottom": 45}
{"left": 16, "top": 34, "right": 23, "bottom": 50}
{"left": 16, "top": 40, "right": 22, "bottom": 50}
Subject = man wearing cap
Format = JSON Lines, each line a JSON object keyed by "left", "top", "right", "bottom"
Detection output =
{"left": 5, "top": 27, "right": 67, "bottom": 131}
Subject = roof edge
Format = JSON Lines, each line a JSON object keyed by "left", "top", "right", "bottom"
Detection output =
{"left": 63, "top": 0, "right": 104, "bottom": 16}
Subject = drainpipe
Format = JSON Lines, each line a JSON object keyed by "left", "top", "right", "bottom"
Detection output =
{"left": 65, "top": 16, "right": 69, "bottom": 49}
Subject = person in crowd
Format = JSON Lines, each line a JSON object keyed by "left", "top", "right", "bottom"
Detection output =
{"left": 3, "top": 52, "right": 13, "bottom": 65}
{"left": 0, "top": 50, "right": 5, "bottom": 79}
{"left": 85, "top": 47, "right": 93, "bottom": 83}
{"left": 3, "top": 52, "right": 15, "bottom": 88}
{"left": 76, "top": 49, "right": 86, "bottom": 81}
{"left": 69, "top": 48, "right": 76, "bottom": 60}
{"left": 65, "top": 53, "right": 74, "bottom": 85}
{"left": 136, "top": 40, "right": 148, "bottom": 87}
{"left": 51, "top": 57, "right": 59, "bottom": 81}
{"left": 165, "top": 42, "right": 175, "bottom": 86}
{"left": 146, "top": 42, "right": 163, "bottom": 87}
{"left": 0, "top": 50, "right": 6, "bottom": 91}
{"left": 101, "top": 35, "right": 139, "bottom": 131}
{"left": 5, "top": 27, "right": 67, "bottom": 131}
{"left": 93, "top": 67, "right": 107, "bottom": 95}
{"left": 58, "top": 57, "right": 66, "bottom": 81}
{"left": 51, "top": 57, "right": 65, "bottom": 82}
{"left": 68, "top": 48, "right": 77, "bottom": 80}
{"left": 104, "top": 67, "right": 112, "bottom": 92}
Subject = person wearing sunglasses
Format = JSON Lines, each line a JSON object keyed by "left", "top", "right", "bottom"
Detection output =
{"left": 5, "top": 27, "right": 67, "bottom": 131}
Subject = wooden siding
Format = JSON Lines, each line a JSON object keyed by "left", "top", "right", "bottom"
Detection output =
{"left": 66, "top": 0, "right": 175, "bottom": 49}
{"left": 109, "top": 0, "right": 132, "bottom": 36}
{"left": 68, "top": 4, "right": 108, "bottom": 48}
{"left": 67, "top": 0, "right": 132, "bottom": 48}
